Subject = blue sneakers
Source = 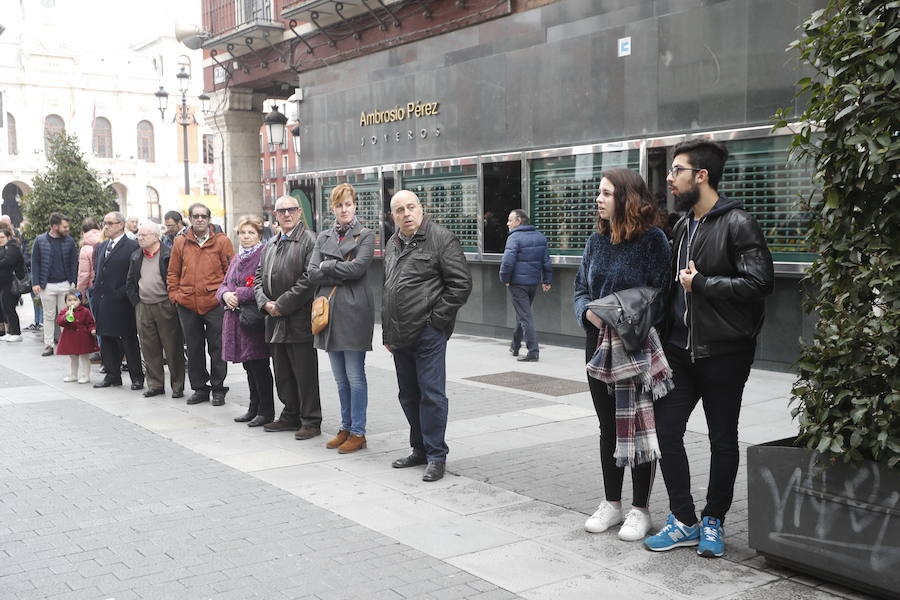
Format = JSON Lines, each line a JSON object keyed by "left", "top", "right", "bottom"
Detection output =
{"left": 697, "top": 516, "right": 725, "bottom": 558}
{"left": 643, "top": 513, "right": 700, "bottom": 551}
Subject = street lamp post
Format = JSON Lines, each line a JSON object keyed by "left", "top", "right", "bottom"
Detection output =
{"left": 155, "top": 66, "right": 206, "bottom": 196}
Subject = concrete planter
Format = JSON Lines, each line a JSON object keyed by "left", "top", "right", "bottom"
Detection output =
{"left": 747, "top": 438, "right": 900, "bottom": 599}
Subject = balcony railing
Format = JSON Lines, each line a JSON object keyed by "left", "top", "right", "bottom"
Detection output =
{"left": 204, "top": 0, "right": 277, "bottom": 38}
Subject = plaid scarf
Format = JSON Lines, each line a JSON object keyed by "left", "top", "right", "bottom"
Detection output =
{"left": 586, "top": 324, "right": 673, "bottom": 467}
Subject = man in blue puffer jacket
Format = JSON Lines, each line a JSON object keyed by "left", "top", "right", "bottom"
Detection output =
{"left": 499, "top": 210, "right": 552, "bottom": 361}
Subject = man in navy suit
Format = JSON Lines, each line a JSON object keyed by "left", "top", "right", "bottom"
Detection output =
{"left": 92, "top": 212, "right": 144, "bottom": 389}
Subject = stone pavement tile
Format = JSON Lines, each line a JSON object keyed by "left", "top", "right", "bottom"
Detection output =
{"left": 413, "top": 478, "right": 531, "bottom": 515}
{"left": 216, "top": 448, "right": 313, "bottom": 471}
{"left": 382, "top": 513, "right": 523, "bottom": 558}
{"left": 470, "top": 500, "right": 585, "bottom": 539}
{"left": 448, "top": 540, "right": 597, "bottom": 593}
{"left": 539, "top": 528, "right": 656, "bottom": 570}
{"left": 520, "top": 569, "right": 680, "bottom": 600}
{"left": 446, "top": 411, "right": 554, "bottom": 438}
{"left": 814, "top": 583, "right": 880, "bottom": 600}
{"left": 519, "top": 404, "right": 598, "bottom": 421}
{"left": 719, "top": 580, "right": 856, "bottom": 599}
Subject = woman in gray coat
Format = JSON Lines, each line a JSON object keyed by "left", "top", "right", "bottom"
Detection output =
{"left": 307, "top": 183, "right": 375, "bottom": 453}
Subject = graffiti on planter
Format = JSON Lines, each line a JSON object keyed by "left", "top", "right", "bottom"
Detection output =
{"left": 758, "top": 452, "right": 900, "bottom": 572}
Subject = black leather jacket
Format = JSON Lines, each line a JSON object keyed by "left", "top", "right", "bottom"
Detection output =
{"left": 664, "top": 195, "right": 774, "bottom": 359}
{"left": 382, "top": 216, "right": 472, "bottom": 347}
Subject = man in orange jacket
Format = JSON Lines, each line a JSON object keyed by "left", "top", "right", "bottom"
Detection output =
{"left": 167, "top": 203, "right": 234, "bottom": 406}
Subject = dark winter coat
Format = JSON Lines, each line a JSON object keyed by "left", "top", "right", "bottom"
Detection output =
{"left": 91, "top": 236, "right": 140, "bottom": 338}
{"left": 254, "top": 223, "right": 317, "bottom": 344}
{"left": 382, "top": 216, "right": 473, "bottom": 348}
{"left": 30, "top": 232, "right": 78, "bottom": 288}
{"left": 0, "top": 240, "right": 25, "bottom": 289}
{"left": 307, "top": 222, "right": 375, "bottom": 352}
{"left": 499, "top": 225, "right": 552, "bottom": 286}
{"left": 217, "top": 246, "right": 269, "bottom": 363}
{"left": 125, "top": 243, "right": 172, "bottom": 307}
{"left": 56, "top": 305, "right": 99, "bottom": 355}
{"left": 664, "top": 194, "right": 774, "bottom": 359}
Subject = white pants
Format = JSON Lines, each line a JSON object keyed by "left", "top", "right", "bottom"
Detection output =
{"left": 69, "top": 354, "right": 92, "bottom": 380}
{"left": 40, "top": 281, "right": 70, "bottom": 348}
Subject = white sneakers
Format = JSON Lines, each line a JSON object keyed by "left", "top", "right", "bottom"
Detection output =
{"left": 2, "top": 334, "right": 22, "bottom": 342}
{"left": 584, "top": 501, "right": 653, "bottom": 541}
{"left": 63, "top": 375, "right": 77, "bottom": 382}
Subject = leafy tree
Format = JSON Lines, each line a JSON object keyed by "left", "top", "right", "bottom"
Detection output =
{"left": 21, "top": 133, "right": 119, "bottom": 242}
{"left": 774, "top": 0, "right": 899, "bottom": 468}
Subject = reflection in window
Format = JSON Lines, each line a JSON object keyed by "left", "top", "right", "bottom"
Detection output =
{"left": 482, "top": 160, "right": 522, "bottom": 253}
{"left": 44, "top": 114, "right": 65, "bottom": 154}
{"left": 401, "top": 164, "right": 479, "bottom": 252}
{"left": 719, "top": 136, "right": 814, "bottom": 262}
{"left": 6, "top": 113, "right": 17, "bottom": 155}
{"left": 529, "top": 150, "right": 639, "bottom": 255}
{"left": 137, "top": 121, "right": 155, "bottom": 162}
{"left": 93, "top": 117, "right": 112, "bottom": 158}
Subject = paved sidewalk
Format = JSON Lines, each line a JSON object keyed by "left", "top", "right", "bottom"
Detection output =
{"left": 0, "top": 308, "right": 877, "bottom": 600}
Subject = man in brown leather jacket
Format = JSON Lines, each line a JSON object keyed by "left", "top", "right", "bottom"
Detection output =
{"left": 254, "top": 195, "right": 322, "bottom": 440}
{"left": 167, "top": 203, "right": 234, "bottom": 406}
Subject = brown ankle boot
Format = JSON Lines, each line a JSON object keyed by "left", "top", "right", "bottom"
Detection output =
{"left": 338, "top": 434, "right": 367, "bottom": 454}
{"left": 326, "top": 430, "right": 350, "bottom": 449}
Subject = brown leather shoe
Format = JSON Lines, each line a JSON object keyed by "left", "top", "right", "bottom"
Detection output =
{"left": 294, "top": 424, "right": 322, "bottom": 440}
{"left": 326, "top": 430, "right": 350, "bottom": 449}
{"left": 264, "top": 420, "right": 298, "bottom": 432}
{"left": 337, "top": 434, "right": 367, "bottom": 454}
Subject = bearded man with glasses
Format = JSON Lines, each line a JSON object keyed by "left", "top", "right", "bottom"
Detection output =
{"left": 167, "top": 203, "right": 234, "bottom": 406}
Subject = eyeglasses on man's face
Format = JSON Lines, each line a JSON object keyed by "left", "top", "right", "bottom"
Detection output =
{"left": 103, "top": 220, "right": 121, "bottom": 226}
{"left": 274, "top": 207, "right": 300, "bottom": 216}
{"left": 191, "top": 213, "right": 210, "bottom": 220}
{"left": 668, "top": 166, "right": 704, "bottom": 177}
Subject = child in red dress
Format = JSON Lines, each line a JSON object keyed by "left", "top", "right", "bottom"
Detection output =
{"left": 56, "top": 290, "right": 99, "bottom": 383}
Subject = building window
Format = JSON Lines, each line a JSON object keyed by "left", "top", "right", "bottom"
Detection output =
{"left": 482, "top": 160, "right": 522, "bottom": 253}
{"left": 92, "top": 117, "right": 112, "bottom": 158}
{"left": 147, "top": 186, "right": 160, "bottom": 221}
{"left": 269, "top": 156, "right": 276, "bottom": 178}
{"left": 44, "top": 114, "right": 65, "bottom": 154}
{"left": 202, "top": 134, "right": 215, "bottom": 164}
{"left": 6, "top": 113, "right": 16, "bottom": 155}
{"left": 259, "top": 159, "right": 264, "bottom": 180}
{"left": 202, "top": 177, "right": 210, "bottom": 195}
{"left": 137, "top": 120, "right": 155, "bottom": 162}
{"left": 282, "top": 154, "right": 288, "bottom": 177}
{"left": 259, "top": 133, "right": 264, "bottom": 153}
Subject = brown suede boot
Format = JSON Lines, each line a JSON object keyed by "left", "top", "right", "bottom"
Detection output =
{"left": 337, "top": 434, "right": 367, "bottom": 454}
{"left": 326, "top": 430, "right": 350, "bottom": 449}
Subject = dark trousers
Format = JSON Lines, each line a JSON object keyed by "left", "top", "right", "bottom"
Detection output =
{"left": 392, "top": 324, "right": 449, "bottom": 462}
{"left": 509, "top": 284, "right": 539, "bottom": 357}
{"left": 0, "top": 287, "right": 21, "bottom": 335}
{"left": 586, "top": 328, "right": 655, "bottom": 507}
{"left": 100, "top": 334, "right": 143, "bottom": 383}
{"left": 244, "top": 358, "right": 274, "bottom": 419}
{"left": 655, "top": 343, "right": 754, "bottom": 525}
{"left": 136, "top": 301, "right": 185, "bottom": 393}
{"left": 270, "top": 342, "right": 320, "bottom": 427}
{"left": 177, "top": 305, "right": 227, "bottom": 393}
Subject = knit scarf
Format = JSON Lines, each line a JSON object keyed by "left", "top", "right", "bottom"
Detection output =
{"left": 334, "top": 218, "right": 358, "bottom": 239}
{"left": 239, "top": 242, "right": 263, "bottom": 260}
{"left": 586, "top": 324, "right": 673, "bottom": 467}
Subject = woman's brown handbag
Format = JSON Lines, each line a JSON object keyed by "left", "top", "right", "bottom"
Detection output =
{"left": 311, "top": 286, "right": 336, "bottom": 335}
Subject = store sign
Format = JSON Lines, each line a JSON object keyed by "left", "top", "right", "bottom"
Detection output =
{"left": 361, "top": 127, "right": 442, "bottom": 147}
{"left": 359, "top": 100, "right": 440, "bottom": 126}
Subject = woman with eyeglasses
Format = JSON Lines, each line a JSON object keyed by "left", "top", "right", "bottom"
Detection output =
{"left": 574, "top": 168, "right": 671, "bottom": 543}
{"left": 217, "top": 215, "right": 274, "bottom": 426}
{"left": 307, "top": 183, "right": 376, "bottom": 454}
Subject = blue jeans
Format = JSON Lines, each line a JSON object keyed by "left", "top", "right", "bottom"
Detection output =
{"left": 509, "top": 284, "right": 539, "bottom": 357}
{"left": 31, "top": 291, "right": 43, "bottom": 325}
{"left": 327, "top": 350, "right": 368, "bottom": 436}
{"left": 392, "top": 323, "right": 449, "bottom": 462}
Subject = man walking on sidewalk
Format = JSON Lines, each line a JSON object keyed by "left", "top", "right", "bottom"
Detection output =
{"left": 127, "top": 222, "right": 185, "bottom": 399}
{"left": 167, "top": 203, "right": 234, "bottom": 406}
{"left": 383, "top": 190, "right": 472, "bottom": 482}
{"left": 499, "top": 209, "right": 552, "bottom": 362}
{"left": 30, "top": 213, "right": 77, "bottom": 356}
{"left": 255, "top": 196, "right": 322, "bottom": 440}
{"left": 644, "top": 140, "right": 774, "bottom": 558}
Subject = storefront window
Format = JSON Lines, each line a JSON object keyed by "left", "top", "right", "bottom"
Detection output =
{"left": 529, "top": 149, "right": 639, "bottom": 255}
{"left": 320, "top": 170, "right": 382, "bottom": 250}
{"left": 482, "top": 159, "right": 521, "bottom": 253}
{"left": 400, "top": 163, "right": 479, "bottom": 252}
{"left": 718, "top": 136, "right": 815, "bottom": 262}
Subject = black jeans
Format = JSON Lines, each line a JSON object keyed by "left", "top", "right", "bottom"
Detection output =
{"left": 177, "top": 305, "right": 227, "bottom": 393}
{"left": 243, "top": 358, "right": 274, "bottom": 419}
{"left": 585, "top": 327, "right": 655, "bottom": 507}
{"left": 270, "top": 342, "right": 321, "bottom": 427}
{"left": 0, "top": 286, "right": 21, "bottom": 335}
{"left": 509, "top": 284, "right": 539, "bottom": 357}
{"left": 655, "top": 343, "right": 754, "bottom": 525}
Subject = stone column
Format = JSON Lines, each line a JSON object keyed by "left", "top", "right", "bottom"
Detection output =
{"left": 208, "top": 87, "right": 266, "bottom": 234}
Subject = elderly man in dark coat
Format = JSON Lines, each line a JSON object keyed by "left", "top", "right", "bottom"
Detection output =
{"left": 92, "top": 212, "right": 144, "bottom": 389}
{"left": 255, "top": 195, "right": 322, "bottom": 440}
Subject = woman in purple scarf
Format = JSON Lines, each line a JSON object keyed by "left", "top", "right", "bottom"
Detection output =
{"left": 217, "top": 215, "right": 274, "bottom": 426}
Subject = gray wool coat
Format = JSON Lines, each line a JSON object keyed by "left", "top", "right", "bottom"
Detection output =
{"left": 306, "top": 222, "right": 375, "bottom": 352}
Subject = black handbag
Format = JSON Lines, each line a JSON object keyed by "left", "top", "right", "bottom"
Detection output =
{"left": 238, "top": 302, "right": 266, "bottom": 331}
{"left": 11, "top": 270, "right": 30, "bottom": 296}
{"left": 587, "top": 286, "right": 663, "bottom": 354}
